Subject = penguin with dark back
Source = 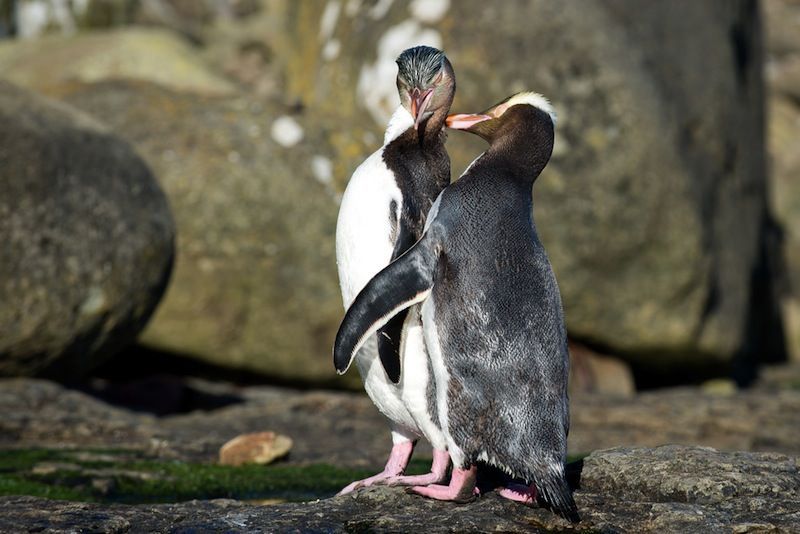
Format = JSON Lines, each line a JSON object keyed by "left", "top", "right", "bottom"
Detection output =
{"left": 334, "top": 46, "right": 455, "bottom": 494}
{"left": 334, "top": 92, "right": 579, "bottom": 523}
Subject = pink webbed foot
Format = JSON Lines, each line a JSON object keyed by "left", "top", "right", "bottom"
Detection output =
{"left": 410, "top": 465, "right": 478, "bottom": 503}
{"left": 499, "top": 482, "right": 537, "bottom": 504}
{"left": 337, "top": 441, "right": 414, "bottom": 496}
{"left": 386, "top": 448, "right": 450, "bottom": 486}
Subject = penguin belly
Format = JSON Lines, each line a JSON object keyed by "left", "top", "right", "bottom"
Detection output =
{"left": 335, "top": 149, "right": 418, "bottom": 433}
{"left": 420, "top": 296, "right": 466, "bottom": 464}
{"left": 399, "top": 306, "right": 447, "bottom": 450}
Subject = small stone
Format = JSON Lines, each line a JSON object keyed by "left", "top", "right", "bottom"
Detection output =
{"left": 219, "top": 432, "right": 293, "bottom": 466}
{"left": 702, "top": 379, "right": 738, "bottom": 397}
{"left": 91, "top": 478, "right": 116, "bottom": 496}
{"left": 569, "top": 343, "right": 635, "bottom": 397}
{"left": 31, "top": 462, "right": 80, "bottom": 476}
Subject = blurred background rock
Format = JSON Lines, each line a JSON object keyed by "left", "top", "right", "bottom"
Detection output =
{"left": 0, "top": 0, "right": 794, "bottom": 393}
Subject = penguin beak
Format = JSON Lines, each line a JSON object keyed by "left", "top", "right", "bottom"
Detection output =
{"left": 410, "top": 88, "right": 434, "bottom": 130}
{"left": 446, "top": 113, "right": 492, "bottom": 130}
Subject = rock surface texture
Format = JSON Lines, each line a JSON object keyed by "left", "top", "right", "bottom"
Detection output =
{"left": 0, "top": 446, "right": 797, "bottom": 533}
{"left": 0, "top": 81, "right": 174, "bottom": 378}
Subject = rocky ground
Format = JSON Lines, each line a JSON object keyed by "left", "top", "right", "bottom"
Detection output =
{"left": 0, "top": 367, "right": 799, "bottom": 532}
{"left": 2, "top": 444, "right": 799, "bottom": 533}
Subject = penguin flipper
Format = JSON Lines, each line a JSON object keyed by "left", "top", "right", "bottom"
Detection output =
{"left": 376, "top": 311, "right": 407, "bottom": 383}
{"left": 334, "top": 234, "right": 438, "bottom": 375}
{"left": 376, "top": 220, "right": 416, "bottom": 384}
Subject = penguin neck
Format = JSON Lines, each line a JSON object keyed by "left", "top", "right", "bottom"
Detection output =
{"left": 486, "top": 132, "right": 551, "bottom": 184}
{"left": 382, "top": 110, "right": 451, "bottom": 238}
{"left": 417, "top": 105, "right": 449, "bottom": 145}
{"left": 383, "top": 105, "right": 449, "bottom": 148}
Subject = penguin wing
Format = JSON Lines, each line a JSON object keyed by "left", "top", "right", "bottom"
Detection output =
{"left": 334, "top": 231, "right": 440, "bottom": 375}
{"left": 376, "top": 221, "right": 416, "bottom": 383}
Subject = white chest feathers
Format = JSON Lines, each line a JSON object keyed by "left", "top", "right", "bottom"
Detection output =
{"left": 336, "top": 106, "right": 413, "bottom": 306}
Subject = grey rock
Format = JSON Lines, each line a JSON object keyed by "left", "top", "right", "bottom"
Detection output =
{"left": 0, "top": 446, "right": 798, "bottom": 533}
{"left": 0, "top": 81, "right": 174, "bottom": 378}
{"left": 0, "top": 28, "right": 237, "bottom": 96}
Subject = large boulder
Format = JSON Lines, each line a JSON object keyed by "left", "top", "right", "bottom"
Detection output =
{"left": 56, "top": 80, "right": 350, "bottom": 386}
{"left": 0, "top": 27, "right": 235, "bottom": 96}
{"left": 0, "top": 81, "right": 174, "bottom": 378}
{"left": 275, "top": 0, "right": 784, "bottom": 380}
{"left": 765, "top": 0, "right": 800, "bottom": 362}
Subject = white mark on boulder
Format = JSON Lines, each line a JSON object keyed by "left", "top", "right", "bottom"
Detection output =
{"left": 357, "top": 20, "right": 442, "bottom": 125}
{"left": 79, "top": 287, "right": 107, "bottom": 316}
{"left": 271, "top": 116, "right": 304, "bottom": 148}
{"left": 409, "top": 0, "right": 449, "bottom": 23}
{"left": 17, "top": 1, "right": 49, "bottom": 38}
{"left": 311, "top": 156, "right": 334, "bottom": 186}
{"left": 17, "top": 0, "right": 87, "bottom": 38}
{"left": 322, "top": 39, "right": 341, "bottom": 61}
{"left": 344, "top": 0, "right": 362, "bottom": 17}
{"left": 319, "top": 0, "right": 342, "bottom": 41}
{"left": 369, "top": 0, "right": 395, "bottom": 19}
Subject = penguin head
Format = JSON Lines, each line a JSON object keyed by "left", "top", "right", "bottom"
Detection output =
{"left": 396, "top": 46, "right": 456, "bottom": 130}
{"left": 446, "top": 92, "right": 556, "bottom": 142}
{"left": 447, "top": 92, "right": 556, "bottom": 175}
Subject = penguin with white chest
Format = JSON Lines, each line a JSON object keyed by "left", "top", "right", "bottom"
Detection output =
{"left": 334, "top": 92, "right": 579, "bottom": 522}
{"left": 334, "top": 46, "right": 455, "bottom": 493}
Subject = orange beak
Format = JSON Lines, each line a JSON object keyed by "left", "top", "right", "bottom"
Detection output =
{"left": 410, "top": 88, "right": 434, "bottom": 130}
{"left": 446, "top": 113, "right": 492, "bottom": 130}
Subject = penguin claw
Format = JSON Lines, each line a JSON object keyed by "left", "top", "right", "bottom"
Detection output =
{"left": 407, "top": 466, "right": 478, "bottom": 503}
{"left": 337, "top": 442, "right": 415, "bottom": 496}
{"left": 385, "top": 472, "right": 447, "bottom": 486}
{"left": 336, "top": 472, "right": 393, "bottom": 495}
{"left": 498, "top": 483, "right": 537, "bottom": 505}
{"left": 385, "top": 449, "right": 450, "bottom": 487}
{"left": 409, "top": 483, "right": 477, "bottom": 504}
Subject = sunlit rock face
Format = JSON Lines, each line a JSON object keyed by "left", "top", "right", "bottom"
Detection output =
{"left": 765, "top": 0, "right": 800, "bottom": 364}
{"left": 277, "top": 0, "right": 782, "bottom": 379}
{"left": 0, "top": 0, "right": 782, "bottom": 385}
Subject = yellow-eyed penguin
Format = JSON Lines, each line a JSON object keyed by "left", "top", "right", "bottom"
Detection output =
{"left": 334, "top": 46, "right": 455, "bottom": 493}
{"left": 334, "top": 92, "right": 579, "bottom": 522}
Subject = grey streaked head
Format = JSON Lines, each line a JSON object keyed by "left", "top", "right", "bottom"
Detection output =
{"left": 396, "top": 46, "right": 455, "bottom": 130}
{"left": 396, "top": 46, "right": 447, "bottom": 88}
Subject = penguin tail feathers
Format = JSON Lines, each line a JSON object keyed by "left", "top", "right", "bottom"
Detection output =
{"left": 535, "top": 469, "right": 580, "bottom": 524}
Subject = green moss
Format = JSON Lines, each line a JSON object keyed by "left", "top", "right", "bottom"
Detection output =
{"left": 0, "top": 449, "right": 588, "bottom": 506}
{"left": 567, "top": 452, "right": 589, "bottom": 464}
{"left": 0, "top": 448, "right": 394, "bottom": 504}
